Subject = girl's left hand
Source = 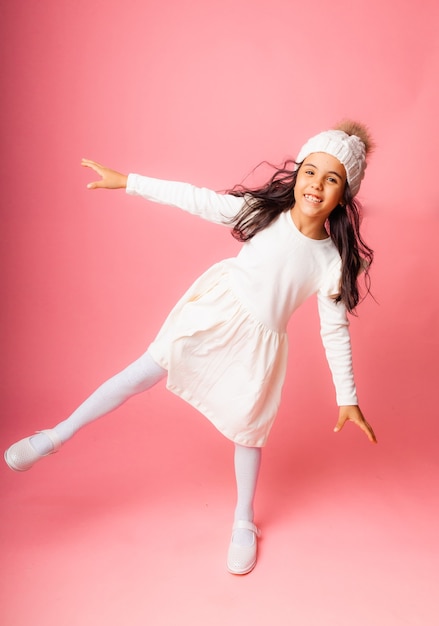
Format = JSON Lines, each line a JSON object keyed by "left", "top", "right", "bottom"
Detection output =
{"left": 334, "top": 405, "right": 377, "bottom": 443}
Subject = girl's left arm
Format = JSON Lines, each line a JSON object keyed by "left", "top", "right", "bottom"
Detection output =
{"left": 317, "top": 292, "right": 377, "bottom": 444}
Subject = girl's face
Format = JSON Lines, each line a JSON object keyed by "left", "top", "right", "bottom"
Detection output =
{"left": 293, "top": 152, "right": 346, "bottom": 233}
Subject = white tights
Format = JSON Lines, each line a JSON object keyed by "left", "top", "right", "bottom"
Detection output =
{"left": 29, "top": 350, "right": 261, "bottom": 544}
{"left": 233, "top": 443, "right": 261, "bottom": 545}
{"left": 30, "top": 350, "right": 167, "bottom": 454}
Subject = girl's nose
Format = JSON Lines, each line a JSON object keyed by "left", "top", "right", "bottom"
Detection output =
{"left": 312, "top": 178, "right": 323, "bottom": 189}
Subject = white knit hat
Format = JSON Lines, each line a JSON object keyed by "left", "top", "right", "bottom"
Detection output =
{"left": 296, "top": 129, "right": 367, "bottom": 196}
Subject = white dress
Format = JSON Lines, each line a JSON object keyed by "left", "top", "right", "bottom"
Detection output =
{"left": 127, "top": 174, "right": 358, "bottom": 447}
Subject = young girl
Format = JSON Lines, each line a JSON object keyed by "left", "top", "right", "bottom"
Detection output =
{"left": 5, "top": 120, "right": 377, "bottom": 575}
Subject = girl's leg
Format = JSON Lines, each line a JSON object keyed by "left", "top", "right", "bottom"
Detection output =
{"left": 232, "top": 443, "right": 261, "bottom": 546}
{"left": 227, "top": 443, "right": 262, "bottom": 574}
{"left": 5, "top": 351, "right": 166, "bottom": 470}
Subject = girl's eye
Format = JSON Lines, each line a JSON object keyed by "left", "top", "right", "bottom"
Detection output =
{"left": 327, "top": 177, "right": 337, "bottom": 184}
{"left": 304, "top": 170, "right": 314, "bottom": 176}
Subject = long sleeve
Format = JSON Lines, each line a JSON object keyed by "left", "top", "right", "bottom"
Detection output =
{"left": 126, "top": 173, "right": 246, "bottom": 225}
{"left": 317, "top": 292, "right": 358, "bottom": 406}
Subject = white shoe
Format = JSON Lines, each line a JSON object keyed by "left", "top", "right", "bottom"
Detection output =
{"left": 227, "top": 520, "right": 261, "bottom": 575}
{"left": 4, "top": 429, "right": 62, "bottom": 472}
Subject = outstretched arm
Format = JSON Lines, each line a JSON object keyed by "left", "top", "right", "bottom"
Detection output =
{"left": 81, "top": 159, "right": 245, "bottom": 225}
{"left": 81, "top": 159, "right": 128, "bottom": 190}
{"left": 334, "top": 405, "right": 377, "bottom": 443}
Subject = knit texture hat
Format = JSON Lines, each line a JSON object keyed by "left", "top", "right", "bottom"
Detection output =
{"left": 296, "top": 122, "right": 371, "bottom": 196}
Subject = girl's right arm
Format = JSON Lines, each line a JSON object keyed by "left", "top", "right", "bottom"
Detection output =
{"left": 81, "top": 159, "right": 246, "bottom": 225}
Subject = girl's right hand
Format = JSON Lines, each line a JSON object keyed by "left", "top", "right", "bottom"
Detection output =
{"left": 81, "top": 159, "right": 128, "bottom": 190}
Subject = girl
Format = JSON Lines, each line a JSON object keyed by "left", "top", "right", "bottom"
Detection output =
{"left": 5, "top": 120, "right": 377, "bottom": 575}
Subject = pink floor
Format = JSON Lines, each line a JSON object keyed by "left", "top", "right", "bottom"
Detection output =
{"left": 1, "top": 390, "right": 437, "bottom": 626}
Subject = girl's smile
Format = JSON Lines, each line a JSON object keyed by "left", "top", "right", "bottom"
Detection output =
{"left": 291, "top": 152, "right": 346, "bottom": 239}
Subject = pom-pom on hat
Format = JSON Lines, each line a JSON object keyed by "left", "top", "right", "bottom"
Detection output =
{"left": 296, "top": 120, "right": 374, "bottom": 196}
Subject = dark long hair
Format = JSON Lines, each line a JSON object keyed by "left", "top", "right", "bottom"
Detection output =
{"left": 228, "top": 160, "right": 373, "bottom": 313}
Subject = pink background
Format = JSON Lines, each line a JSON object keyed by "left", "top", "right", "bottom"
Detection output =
{"left": 1, "top": 1, "right": 438, "bottom": 624}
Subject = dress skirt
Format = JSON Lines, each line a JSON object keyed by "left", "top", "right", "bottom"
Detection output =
{"left": 147, "top": 262, "right": 288, "bottom": 447}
